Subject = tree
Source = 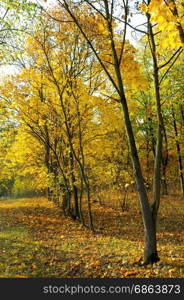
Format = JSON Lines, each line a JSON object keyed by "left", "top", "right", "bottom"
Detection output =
{"left": 1, "top": 10, "right": 112, "bottom": 229}
{"left": 49, "top": 0, "right": 160, "bottom": 264}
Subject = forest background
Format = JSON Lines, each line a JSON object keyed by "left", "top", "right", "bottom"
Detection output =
{"left": 0, "top": 0, "right": 184, "bottom": 277}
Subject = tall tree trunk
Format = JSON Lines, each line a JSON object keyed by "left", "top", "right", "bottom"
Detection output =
{"left": 147, "top": 9, "right": 163, "bottom": 244}
{"left": 69, "top": 150, "right": 80, "bottom": 219}
{"left": 44, "top": 124, "right": 52, "bottom": 200}
{"left": 180, "top": 104, "right": 184, "bottom": 124}
{"left": 147, "top": 116, "right": 156, "bottom": 160}
{"left": 172, "top": 105, "right": 184, "bottom": 197}
{"left": 120, "top": 96, "right": 159, "bottom": 263}
{"left": 161, "top": 126, "right": 169, "bottom": 195}
{"left": 103, "top": 1, "right": 159, "bottom": 264}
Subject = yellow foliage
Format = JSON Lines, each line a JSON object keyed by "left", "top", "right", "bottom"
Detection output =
{"left": 147, "top": 0, "right": 183, "bottom": 48}
{"left": 139, "top": 2, "right": 148, "bottom": 13}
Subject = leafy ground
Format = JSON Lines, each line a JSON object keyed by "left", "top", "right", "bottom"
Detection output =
{"left": 0, "top": 194, "right": 184, "bottom": 278}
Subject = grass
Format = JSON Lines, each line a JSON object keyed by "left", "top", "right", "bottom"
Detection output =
{"left": 0, "top": 193, "right": 183, "bottom": 278}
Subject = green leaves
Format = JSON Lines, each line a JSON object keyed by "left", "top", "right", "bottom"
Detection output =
{"left": 1, "top": 0, "right": 38, "bottom": 11}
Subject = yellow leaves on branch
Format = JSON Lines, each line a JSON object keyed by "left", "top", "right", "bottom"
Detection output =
{"left": 120, "top": 42, "right": 148, "bottom": 91}
{"left": 140, "top": 0, "right": 183, "bottom": 49}
{"left": 148, "top": 0, "right": 162, "bottom": 13}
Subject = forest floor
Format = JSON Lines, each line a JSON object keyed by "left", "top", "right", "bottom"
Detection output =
{"left": 0, "top": 193, "right": 183, "bottom": 278}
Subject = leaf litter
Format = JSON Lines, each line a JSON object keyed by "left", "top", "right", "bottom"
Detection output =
{"left": 0, "top": 195, "right": 183, "bottom": 278}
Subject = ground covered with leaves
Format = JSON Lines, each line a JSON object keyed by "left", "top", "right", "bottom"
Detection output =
{"left": 0, "top": 194, "right": 183, "bottom": 278}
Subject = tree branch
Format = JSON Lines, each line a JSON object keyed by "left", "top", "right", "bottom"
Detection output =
{"left": 159, "top": 48, "right": 183, "bottom": 85}
{"left": 158, "top": 47, "right": 182, "bottom": 70}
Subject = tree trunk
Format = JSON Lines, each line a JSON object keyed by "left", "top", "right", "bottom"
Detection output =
{"left": 172, "top": 106, "right": 184, "bottom": 197}
{"left": 180, "top": 104, "right": 184, "bottom": 124}
{"left": 120, "top": 97, "right": 159, "bottom": 264}
{"left": 147, "top": 8, "right": 163, "bottom": 251}
{"left": 62, "top": 186, "right": 71, "bottom": 216}
{"left": 69, "top": 150, "right": 80, "bottom": 219}
{"left": 104, "top": 0, "right": 159, "bottom": 263}
{"left": 112, "top": 43, "right": 159, "bottom": 263}
{"left": 79, "top": 178, "right": 84, "bottom": 225}
{"left": 161, "top": 125, "right": 169, "bottom": 195}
